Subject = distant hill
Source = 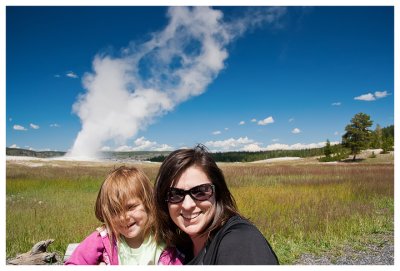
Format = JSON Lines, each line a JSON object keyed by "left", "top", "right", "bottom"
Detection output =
{"left": 5, "top": 148, "right": 171, "bottom": 161}
{"left": 6, "top": 148, "right": 66, "bottom": 158}
{"left": 100, "top": 151, "right": 172, "bottom": 161}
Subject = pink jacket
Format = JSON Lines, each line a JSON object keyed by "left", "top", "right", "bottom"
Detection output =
{"left": 65, "top": 227, "right": 183, "bottom": 265}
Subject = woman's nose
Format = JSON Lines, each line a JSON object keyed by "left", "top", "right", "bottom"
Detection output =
{"left": 181, "top": 194, "right": 196, "bottom": 209}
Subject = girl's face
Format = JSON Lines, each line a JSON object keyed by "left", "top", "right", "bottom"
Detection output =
{"left": 117, "top": 198, "right": 148, "bottom": 247}
{"left": 167, "top": 165, "right": 216, "bottom": 238}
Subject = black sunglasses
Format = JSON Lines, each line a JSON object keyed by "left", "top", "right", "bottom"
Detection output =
{"left": 166, "top": 183, "right": 215, "bottom": 204}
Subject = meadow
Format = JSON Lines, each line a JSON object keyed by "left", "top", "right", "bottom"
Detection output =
{"left": 6, "top": 156, "right": 394, "bottom": 264}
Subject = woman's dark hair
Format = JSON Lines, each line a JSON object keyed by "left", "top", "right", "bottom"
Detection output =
{"left": 154, "top": 144, "right": 240, "bottom": 252}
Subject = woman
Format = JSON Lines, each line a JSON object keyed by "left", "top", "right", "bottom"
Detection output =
{"left": 154, "top": 144, "right": 279, "bottom": 264}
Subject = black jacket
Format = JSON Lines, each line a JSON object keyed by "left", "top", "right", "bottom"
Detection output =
{"left": 187, "top": 215, "right": 279, "bottom": 265}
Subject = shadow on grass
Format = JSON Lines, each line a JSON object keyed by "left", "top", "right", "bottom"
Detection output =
{"left": 341, "top": 158, "right": 365, "bottom": 163}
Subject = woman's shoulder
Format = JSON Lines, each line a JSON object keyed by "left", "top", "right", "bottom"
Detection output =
{"left": 222, "top": 215, "right": 259, "bottom": 233}
{"left": 211, "top": 216, "right": 279, "bottom": 264}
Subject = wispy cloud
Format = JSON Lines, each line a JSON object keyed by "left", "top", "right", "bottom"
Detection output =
{"left": 66, "top": 71, "right": 78, "bottom": 78}
{"left": 212, "top": 130, "right": 221, "bottom": 135}
{"left": 54, "top": 74, "right": 61, "bottom": 78}
{"left": 13, "top": 125, "right": 27, "bottom": 131}
{"left": 30, "top": 123, "right": 40, "bottom": 129}
{"left": 265, "top": 141, "right": 339, "bottom": 151}
{"left": 239, "top": 121, "right": 246, "bottom": 125}
{"left": 67, "top": 6, "right": 287, "bottom": 158}
{"left": 205, "top": 136, "right": 257, "bottom": 151}
{"left": 50, "top": 123, "right": 60, "bottom": 128}
{"left": 288, "top": 118, "right": 294, "bottom": 122}
{"left": 374, "top": 91, "right": 389, "bottom": 99}
{"left": 114, "top": 137, "right": 173, "bottom": 151}
{"left": 9, "top": 144, "right": 19, "bottom": 148}
{"left": 251, "top": 118, "right": 257, "bottom": 122}
{"left": 100, "top": 146, "right": 111, "bottom": 151}
{"left": 331, "top": 102, "right": 341, "bottom": 106}
{"left": 258, "top": 116, "right": 274, "bottom": 126}
{"left": 354, "top": 91, "right": 390, "bottom": 101}
{"left": 292, "top": 128, "right": 301, "bottom": 134}
{"left": 354, "top": 93, "right": 375, "bottom": 101}
{"left": 205, "top": 137, "right": 339, "bottom": 152}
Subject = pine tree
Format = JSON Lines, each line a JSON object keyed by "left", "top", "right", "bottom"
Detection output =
{"left": 342, "top": 112, "right": 373, "bottom": 161}
{"left": 324, "top": 139, "right": 332, "bottom": 158}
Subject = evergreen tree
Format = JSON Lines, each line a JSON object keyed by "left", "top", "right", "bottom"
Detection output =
{"left": 342, "top": 112, "right": 373, "bottom": 161}
{"left": 370, "top": 124, "right": 383, "bottom": 149}
{"left": 324, "top": 139, "right": 332, "bottom": 158}
{"left": 381, "top": 137, "right": 394, "bottom": 154}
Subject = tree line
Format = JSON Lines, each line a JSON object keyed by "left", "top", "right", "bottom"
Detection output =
{"left": 321, "top": 112, "right": 394, "bottom": 162}
{"left": 149, "top": 112, "right": 394, "bottom": 163}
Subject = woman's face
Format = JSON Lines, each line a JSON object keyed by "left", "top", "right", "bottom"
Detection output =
{"left": 168, "top": 165, "right": 216, "bottom": 238}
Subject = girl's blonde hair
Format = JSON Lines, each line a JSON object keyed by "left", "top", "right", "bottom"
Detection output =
{"left": 95, "top": 166, "right": 155, "bottom": 243}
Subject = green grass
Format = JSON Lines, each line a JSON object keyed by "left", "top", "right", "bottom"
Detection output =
{"left": 6, "top": 161, "right": 394, "bottom": 264}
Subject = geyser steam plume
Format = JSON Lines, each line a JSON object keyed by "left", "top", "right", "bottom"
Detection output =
{"left": 67, "top": 6, "right": 286, "bottom": 158}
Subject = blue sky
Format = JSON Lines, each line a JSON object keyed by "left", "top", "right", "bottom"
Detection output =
{"left": 5, "top": 6, "right": 394, "bottom": 156}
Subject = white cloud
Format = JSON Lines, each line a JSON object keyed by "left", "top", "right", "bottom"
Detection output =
{"left": 224, "top": 128, "right": 229, "bottom": 131}
{"left": 205, "top": 136, "right": 258, "bottom": 152}
{"left": 258, "top": 116, "right": 274, "bottom": 126}
{"left": 334, "top": 131, "right": 339, "bottom": 136}
{"left": 292, "top": 128, "right": 301, "bottom": 134}
{"left": 212, "top": 130, "right": 221, "bottom": 135}
{"left": 354, "top": 93, "right": 375, "bottom": 101}
{"left": 115, "top": 137, "right": 173, "bottom": 152}
{"left": 50, "top": 123, "right": 60, "bottom": 128}
{"left": 114, "top": 145, "right": 132, "bottom": 152}
{"left": 9, "top": 144, "right": 19, "bottom": 148}
{"left": 374, "top": 91, "right": 389, "bottom": 99}
{"left": 239, "top": 121, "right": 245, "bottom": 125}
{"left": 272, "top": 138, "right": 280, "bottom": 142}
{"left": 54, "top": 74, "right": 61, "bottom": 78}
{"left": 288, "top": 118, "right": 294, "bottom": 122}
{"left": 153, "top": 144, "right": 174, "bottom": 151}
{"left": 331, "top": 102, "right": 341, "bottom": 106}
{"left": 355, "top": 90, "right": 390, "bottom": 102}
{"left": 67, "top": 7, "right": 287, "bottom": 158}
{"left": 66, "top": 71, "right": 78, "bottom": 78}
{"left": 251, "top": 118, "right": 257, "bottom": 122}
{"left": 101, "top": 146, "right": 111, "bottom": 151}
{"left": 265, "top": 141, "right": 339, "bottom": 151}
{"left": 13, "top": 125, "right": 27, "bottom": 131}
{"left": 205, "top": 137, "right": 341, "bottom": 152}
{"left": 30, "top": 123, "right": 40, "bottom": 129}
{"left": 242, "top": 144, "right": 262, "bottom": 152}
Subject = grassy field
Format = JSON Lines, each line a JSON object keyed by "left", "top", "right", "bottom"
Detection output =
{"left": 6, "top": 154, "right": 394, "bottom": 264}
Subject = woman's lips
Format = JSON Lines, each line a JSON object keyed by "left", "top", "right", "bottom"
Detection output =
{"left": 181, "top": 212, "right": 201, "bottom": 220}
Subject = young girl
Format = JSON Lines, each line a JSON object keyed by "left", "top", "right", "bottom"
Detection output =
{"left": 65, "top": 166, "right": 183, "bottom": 265}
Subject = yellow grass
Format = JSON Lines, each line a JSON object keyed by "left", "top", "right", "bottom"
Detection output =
{"left": 6, "top": 158, "right": 394, "bottom": 264}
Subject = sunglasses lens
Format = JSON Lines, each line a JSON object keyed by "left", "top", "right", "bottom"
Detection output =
{"left": 167, "top": 189, "right": 184, "bottom": 203}
{"left": 167, "top": 184, "right": 214, "bottom": 203}
{"left": 191, "top": 184, "right": 214, "bottom": 201}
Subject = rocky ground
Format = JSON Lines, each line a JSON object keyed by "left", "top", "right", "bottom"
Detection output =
{"left": 294, "top": 233, "right": 394, "bottom": 265}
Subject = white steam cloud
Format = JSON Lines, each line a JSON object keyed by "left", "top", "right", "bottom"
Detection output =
{"left": 67, "top": 7, "right": 286, "bottom": 158}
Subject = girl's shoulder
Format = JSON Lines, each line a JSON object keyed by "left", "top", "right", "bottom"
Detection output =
{"left": 95, "top": 225, "right": 109, "bottom": 238}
